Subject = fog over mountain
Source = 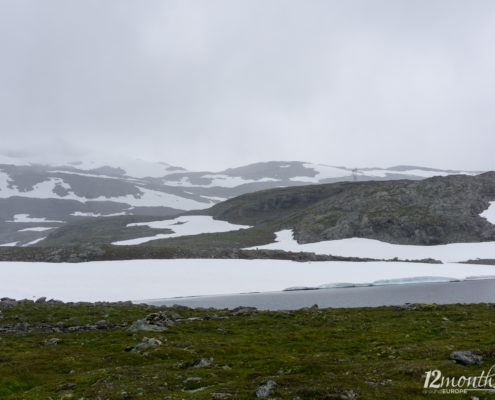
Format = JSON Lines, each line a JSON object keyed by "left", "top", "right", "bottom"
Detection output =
{"left": 0, "top": 0, "right": 494, "bottom": 171}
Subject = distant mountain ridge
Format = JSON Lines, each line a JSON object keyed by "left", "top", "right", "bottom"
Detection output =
{"left": 0, "top": 156, "right": 483, "bottom": 246}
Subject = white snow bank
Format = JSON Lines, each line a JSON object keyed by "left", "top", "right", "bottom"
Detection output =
{"left": 480, "top": 201, "right": 495, "bottom": 225}
{"left": 22, "top": 237, "right": 46, "bottom": 246}
{"left": 285, "top": 276, "right": 459, "bottom": 291}
{"left": 164, "top": 174, "right": 278, "bottom": 188}
{"left": 113, "top": 216, "right": 251, "bottom": 246}
{"left": 248, "top": 230, "right": 495, "bottom": 263}
{"left": 7, "top": 214, "right": 64, "bottom": 223}
{"left": 70, "top": 211, "right": 128, "bottom": 217}
{"left": 17, "top": 227, "right": 56, "bottom": 232}
{"left": 0, "top": 242, "right": 18, "bottom": 247}
{"left": 0, "top": 259, "right": 494, "bottom": 302}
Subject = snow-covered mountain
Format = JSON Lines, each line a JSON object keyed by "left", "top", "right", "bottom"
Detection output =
{"left": 0, "top": 156, "right": 482, "bottom": 246}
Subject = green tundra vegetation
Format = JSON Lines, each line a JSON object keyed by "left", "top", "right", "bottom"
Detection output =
{"left": 0, "top": 301, "right": 493, "bottom": 399}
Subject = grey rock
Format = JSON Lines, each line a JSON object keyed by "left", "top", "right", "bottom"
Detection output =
{"left": 128, "top": 311, "right": 177, "bottom": 332}
{"left": 340, "top": 390, "right": 359, "bottom": 399}
{"left": 56, "top": 383, "right": 75, "bottom": 391}
{"left": 450, "top": 351, "right": 483, "bottom": 365}
{"left": 35, "top": 297, "right": 47, "bottom": 303}
{"left": 254, "top": 380, "right": 276, "bottom": 398}
{"left": 43, "top": 337, "right": 63, "bottom": 345}
{"left": 210, "top": 390, "right": 233, "bottom": 398}
{"left": 192, "top": 357, "right": 213, "bottom": 368}
{"left": 126, "top": 337, "right": 162, "bottom": 353}
{"left": 230, "top": 306, "right": 257, "bottom": 316}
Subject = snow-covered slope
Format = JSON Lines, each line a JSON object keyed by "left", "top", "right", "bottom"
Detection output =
{"left": 113, "top": 216, "right": 251, "bottom": 246}
{"left": 248, "top": 230, "right": 495, "bottom": 263}
{"left": 0, "top": 157, "right": 483, "bottom": 246}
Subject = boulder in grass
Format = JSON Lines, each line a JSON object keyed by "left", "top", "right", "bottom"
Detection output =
{"left": 450, "top": 351, "right": 483, "bottom": 365}
{"left": 125, "top": 337, "right": 162, "bottom": 353}
{"left": 255, "top": 380, "right": 276, "bottom": 398}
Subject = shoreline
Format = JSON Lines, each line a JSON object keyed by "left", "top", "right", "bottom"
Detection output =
{"left": 142, "top": 278, "right": 495, "bottom": 310}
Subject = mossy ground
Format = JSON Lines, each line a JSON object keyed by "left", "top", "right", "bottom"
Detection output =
{"left": 0, "top": 303, "right": 494, "bottom": 399}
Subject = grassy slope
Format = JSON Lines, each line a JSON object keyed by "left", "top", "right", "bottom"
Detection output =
{"left": 0, "top": 302, "right": 493, "bottom": 399}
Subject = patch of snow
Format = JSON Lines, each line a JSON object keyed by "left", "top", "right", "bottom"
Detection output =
{"left": 201, "top": 195, "right": 227, "bottom": 202}
{"left": 164, "top": 174, "right": 278, "bottom": 188}
{"left": 0, "top": 170, "right": 14, "bottom": 190}
{"left": 62, "top": 156, "right": 175, "bottom": 178}
{"left": 123, "top": 187, "right": 212, "bottom": 209}
{"left": 480, "top": 201, "right": 495, "bottom": 225}
{"left": 364, "top": 169, "right": 447, "bottom": 178}
{"left": 0, "top": 259, "right": 494, "bottom": 302}
{"left": 22, "top": 237, "right": 46, "bottom": 246}
{"left": 0, "top": 173, "right": 211, "bottom": 209}
{"left": 372, "top": 276, "right": 458, "bottom": 285}
{"left": 70, "top": 211, "right": 128, "bottom": 217}
{"left": 285, "top": 276, "right": 460, "bottom": 291}
{"left": 300, "top": 163, "right": 352, "bottom": 182}
{"left": 71, "top": 212, "right": 102, "bottom": 217}
{"left": 0, "top": 242, "right": 18, "bottom": 247}
{"left": 113, "top": 216, "right": 251, "bottom": 246}
{"left": 48, "top": 170, "right": 127, "bottom": 180}
{"left": 0, "top": 177, "right": 73, "bottom": 199}
{"left": 17, "top": 227, "right": 56, "bottom": 232}
{"left": 290, "top": 176, "right": 320, "bottom": 183}
{"left": 248, "top": 229, "right": 495, "bottom": 263}
{"left": 289, "top": 165, "right": 479, "bottom": 182}
{"left": 8, "top": 214, "right": 64, "bottom": 223}
{"left": 465, "top": 275, "right": 495, "bottom": 280}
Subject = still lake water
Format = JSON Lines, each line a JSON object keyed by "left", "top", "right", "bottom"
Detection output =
{"left": 144, "top": 279, "right": 495, "bottom": 310}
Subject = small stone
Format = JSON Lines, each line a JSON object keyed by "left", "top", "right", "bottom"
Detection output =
{"left": 340, "top": 390, "right": 358, "bottom": 399}
{"left": 56, "top": 383, "right": 75, "bottom": 391}
{"left": 43, "top": 338, "right": 63, "bottom": 346}
{"left": 210, "top": 389, "right": 233, "bottom": 398}
{"left": 192, "top": 357, "right": 213, "bottom": 368}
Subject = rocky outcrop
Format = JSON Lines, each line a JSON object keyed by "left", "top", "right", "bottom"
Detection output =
{"left": 128, "top": 311, "right": 180, "bottom": 332}
{"left": 208, "top": 172, "right": 495, "bottom": 245}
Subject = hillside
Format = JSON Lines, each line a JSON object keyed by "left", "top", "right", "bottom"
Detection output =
{"left": 34, "top": 171, "right": 495, "bottom": 250}
{"left": 0, "top": 156, "right": 481, "bottom": 246}
{"left": 205, "top": 172, "right": 495, "bottom": 245}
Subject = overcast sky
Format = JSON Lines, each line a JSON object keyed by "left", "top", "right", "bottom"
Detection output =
{"left": 0, "top": 0, "right": 494, "bottom": 171}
